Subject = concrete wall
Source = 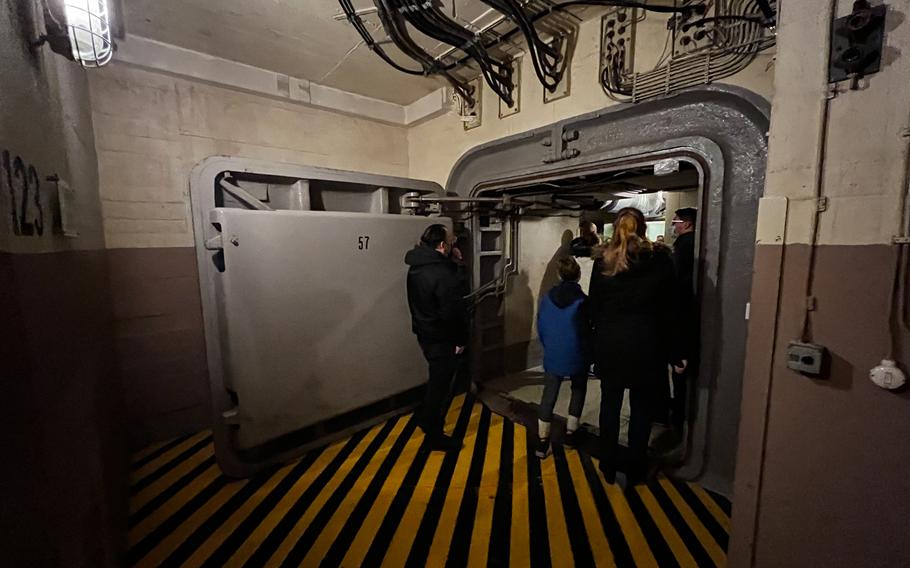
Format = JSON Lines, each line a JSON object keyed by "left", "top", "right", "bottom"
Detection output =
{"left": 90, "top": 64, "right": 412, "bottom": 249}
{"left": 731, "top": 1, "right": 910, "bottom": 566}
{"left": 88, "top": 64, "right": 412, "bottom": 447}
{"left": 0, "top": 2, "right": 123, "bottom": 565}
{"left": 503, "top": 217, "right": 577, "bottom": 372}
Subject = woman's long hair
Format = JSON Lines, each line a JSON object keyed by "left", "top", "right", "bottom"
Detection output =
{"left": 600, "top": 207, "right": 653, "bottom": 277}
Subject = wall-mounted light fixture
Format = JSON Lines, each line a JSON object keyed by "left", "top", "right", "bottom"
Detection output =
{"left": 64, "top": 0, "right": 113, "bottom": 67}
{"left": 35, "top": 0, "right": 113, "bottom": 68}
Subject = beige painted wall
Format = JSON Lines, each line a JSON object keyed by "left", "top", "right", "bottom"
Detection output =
{"left": 408, "top": 13, "right": 776, "bottom": 186}
{"left": 506, "top": 217, "right": 577, "bottom": 348}
{"left": 759, "top": 1, "right": 910, "bottom": 247}
{"left": 89, "top": 65, "right": 412, "bottom": 249}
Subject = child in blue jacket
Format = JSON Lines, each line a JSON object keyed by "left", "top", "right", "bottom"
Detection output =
{"left": 536, "top": 256, "right": 592, "bottom": 458}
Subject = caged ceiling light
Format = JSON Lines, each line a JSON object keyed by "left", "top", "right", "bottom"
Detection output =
{"left": 63, "top": 0, "right": 113, "bottom": 67}
{"left": 36, "top": 0, "right": 114, "bottom": 67}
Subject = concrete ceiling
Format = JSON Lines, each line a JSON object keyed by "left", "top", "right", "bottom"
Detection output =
{"left": 120, "top": 0, "right": 508, "bottom": 105}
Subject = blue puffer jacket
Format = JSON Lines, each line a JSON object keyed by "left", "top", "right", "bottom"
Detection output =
{"left": 537, "top": 281, "right": 591, "bottom": 377}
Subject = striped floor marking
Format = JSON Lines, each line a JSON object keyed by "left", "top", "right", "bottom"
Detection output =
{"left": 378, "top": 398, "right": 468, "bottom": 567}
{"left": 424, "top": 402, "right": 485, "bottom": 566}
{"left": 509, "top": 422, "right": 530, "bottom": 568}
{"left": 540, "top": 441, "right": 577, "bottom": 566}
{"left": 128, "top": 395, "right": 732, "bottom": 567}
{"left": 131, "top": 432, "right": 211, "bottom": 488}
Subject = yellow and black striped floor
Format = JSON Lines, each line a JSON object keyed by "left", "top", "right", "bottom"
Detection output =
{"left": 129, "top": 395, "right": 731, "bottom": 567}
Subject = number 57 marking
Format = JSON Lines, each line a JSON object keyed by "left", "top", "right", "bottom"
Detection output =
{"left": 358, "top": 236, "right": 370, "bottom": 250}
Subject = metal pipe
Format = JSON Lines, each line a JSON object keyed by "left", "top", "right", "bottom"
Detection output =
{"left": 413, "top": 196, "right": 526, "bottom": 203}
{"left": 895, "top": 120, "right": 910, "bottom": 333}
{"left": 798, "top": 0, "right": 837, "bottom": 344}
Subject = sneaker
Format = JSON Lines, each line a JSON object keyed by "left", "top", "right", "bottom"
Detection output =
{"left": 564, "top": 429, "right": 579, "bottom": 449}
{"left": 535, "top": 437, "right": 550, "bottom": 459}
{"left": 426, "top": 434, "right": 462, "bottom": 452}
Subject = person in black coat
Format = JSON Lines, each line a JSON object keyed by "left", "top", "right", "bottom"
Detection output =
{"left": 589, "top": 207, "right": 682, "bottom": 485}
{"left": 569, "top": 219, "right": 601, "bottom": 258}
{"left": 405, "top": 224, "right": 468, "bottom": 451}
{"left": 668, "top": 207, "right": 698, "bottom": 433}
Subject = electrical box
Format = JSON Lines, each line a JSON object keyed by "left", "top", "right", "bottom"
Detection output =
{"left": 787, "top": 341, "right": 826, "bottom": 376}
{"left": 829, "top": 1, "right": 887, "bottom": 85}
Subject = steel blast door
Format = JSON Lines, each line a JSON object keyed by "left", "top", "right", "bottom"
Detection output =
{"left": 214, "top": 208, "right": 448, "bottom": 450}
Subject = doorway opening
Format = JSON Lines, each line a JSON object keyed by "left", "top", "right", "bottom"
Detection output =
{"left": 455, "top": 155, "right": 710, "bottom": 481}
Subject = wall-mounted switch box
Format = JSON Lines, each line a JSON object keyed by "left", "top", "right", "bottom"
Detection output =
{"left": 787, "top": 341, "right": 826, "bottom": 376}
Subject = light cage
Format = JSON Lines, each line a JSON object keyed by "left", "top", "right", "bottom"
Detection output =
{"left": 64, "top": 0, "right": 113, "bottom": 67}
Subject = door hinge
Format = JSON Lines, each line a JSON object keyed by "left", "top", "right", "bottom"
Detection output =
{"left": 816, "top": 197, "right": 829, "bottom": 212}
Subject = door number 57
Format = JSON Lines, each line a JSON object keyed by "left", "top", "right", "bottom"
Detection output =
{"left": 357, "top": 235, "right": 370, "bottom": 250}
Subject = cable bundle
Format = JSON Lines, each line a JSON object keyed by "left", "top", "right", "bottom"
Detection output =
{"left": 338, "top": 1, "right": 776, "bottom": 107}
{"left": 600, "top": 0, "right": 777, "bottom": 101}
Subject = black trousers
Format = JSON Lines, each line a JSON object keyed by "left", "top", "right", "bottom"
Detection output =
{"left": 418, "top": 342, "right": 458, "bottom": 438}
{"left": 600, "top": 384, "right": 655, "bottom": 476}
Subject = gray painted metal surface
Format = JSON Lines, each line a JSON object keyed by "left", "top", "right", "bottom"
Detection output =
{"left": 447, "top": 85, "right": 770, "bottom": 495}
{"left": 190, "top": 158, "right": 444, "bottom": 476}
{"left": 214, "top": 209, "right": 446, "bottom": 450}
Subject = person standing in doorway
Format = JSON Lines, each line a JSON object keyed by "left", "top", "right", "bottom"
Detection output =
{"left": 535, "top": 256, "right": 591, "bottom": 458}
{"left": 571, "top": 219, "right": 601, "bottom": 298}
{"left": 669, "top": 207, "right": 698, "bottom": 435}
{"left": 671, "top": 208, "right": 696, "bottom": 300}
{"left": 570, "top": 219, "right": 601, "bottom": 258}
{"left": 405, "top": 224, "right": 469, "bottom": 451}
{"left": 589, "top": 208, "right": 682, "bottom": 486}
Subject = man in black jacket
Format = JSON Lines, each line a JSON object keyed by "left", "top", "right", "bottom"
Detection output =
{"left": 405, "top": 224, "right": 468, "bottom": 451}
{"left": 672, "top": 208, "right": 696, "bottom": 298}
{"left": 669, "top": 207, "right": 698, "bottom": 434}
{"left": 570, "top": 219, "right": 600, "bottom": 258}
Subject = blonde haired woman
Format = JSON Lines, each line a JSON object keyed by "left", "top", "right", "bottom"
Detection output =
{"left": 589, "top": 207, "right": 682, "bottom": 486}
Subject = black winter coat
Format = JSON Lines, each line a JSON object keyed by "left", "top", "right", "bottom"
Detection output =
{"left": 405, "top": 245, "right": 469, "bottom": 345}
{"left": 672, "top": 231, "right": 698, "bottom": 360}
{"left": 589, "top": 246, "right": 681, "bottom": 389}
